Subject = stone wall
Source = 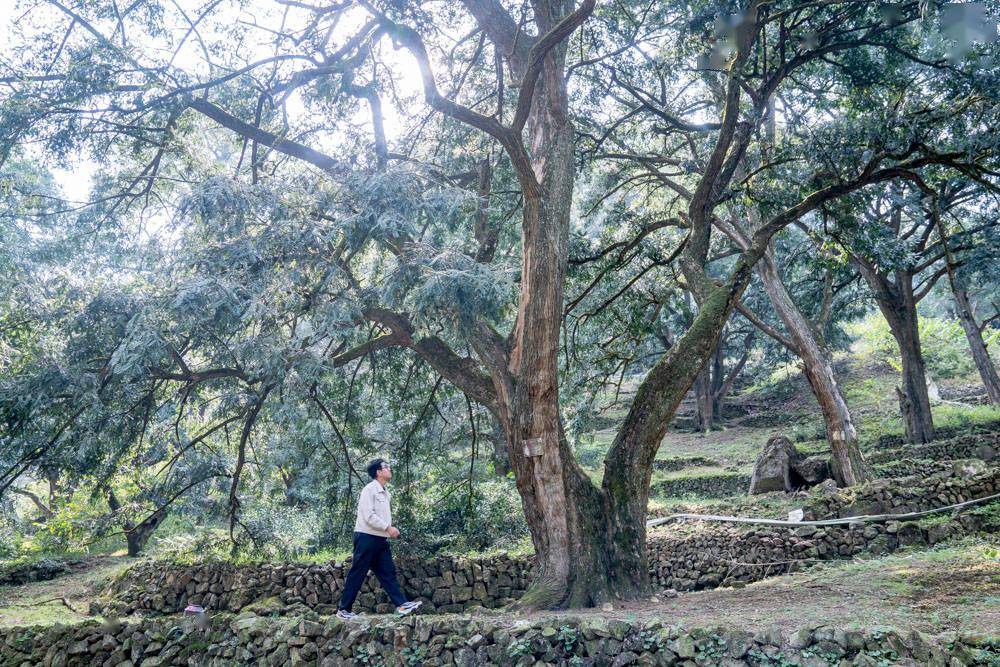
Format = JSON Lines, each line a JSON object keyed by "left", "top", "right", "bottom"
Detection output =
{"left": 101, "top": 552, "right": 532, "bottom": 617}
{"left": 801, "top": 466, "right": 998, "bottom": 520}
{"left": 99, "top": 462, "right": 1000, "bottom": 617}
{"left": 101, "top": 499, "right": 999, "bottom": 616}
{"left": 0, "top": 557, "right": 70, "bottom": 586}
{"left": 647, "top": 502, "right": 995, "bottom": 593}
{"left": 652, "top": 472, "right": 750, "bottom": 499}
{"left": 872, "top": 457, "right": 972, "bottom": 479}
{"left": 651, "top": 456, "right": 719, "bottom": 472}
{"left": 2, "top": 611, "right": 995, "bottom": 666}
{"left": 868, "top": 430, "right": 1000, "bottom": 459}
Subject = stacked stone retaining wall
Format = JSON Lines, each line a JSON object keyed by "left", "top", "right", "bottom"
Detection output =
{"left": 868, "top": 431, "right": 999, "bottom": 460}
{"left": 651, "top": 456, "right": 720, "bottom": 472}
{"left": 101, "top": 499, "right": 999, "bottom": 615}
{"left": 652, "top": 472, "right": 750, "bottom": 499}
{"left": 102, "top": 553, "right": 532, "bottom": 617}
{"left": 647, "top": 504, "right": 995, "bottom": 592}
{"left": 2, "top": 611, "right": 996, "bottom": 666}
{"left": 801, "top": 466, "right": 998, "bottom": 520}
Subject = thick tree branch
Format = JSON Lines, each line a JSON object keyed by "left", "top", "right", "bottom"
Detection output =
{"left": 459, "top": 0, "right": 533, "bottom": 66}
{"left": 383, "top": 22, "right": 541, "bottom": 199}
{"left": 362, "top": 308, "right": 497, "bottom": 409}
{"left": 10, "top": 487, "right": 54, "bottom": 518}
{"left": 511, "top": 0, "right": 596, "bottom": 132}
{"left": 188, "top": 98, "right": 345, "bottom": 173}
{"left": 735, "top": 301, "right": 797, "bottom": 352}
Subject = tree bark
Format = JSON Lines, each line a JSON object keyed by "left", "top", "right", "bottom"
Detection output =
{"left": 756, "top": 250, "right": 870, "bottom": 485}
{"left": 477, "top": 0, "right": 640, "bottom": 608}
{"left": 935, "top": 213, "right": 1000, "bottom": 405}
{"left": 710, "top": 338, "right": 726, "bottom": 421}
{"left": 879, "top": 280, "right": 936, "bottom": 444}
{"left": 125, "top": 511, "right": 167, "bottom": 557}
{"left": 852, "top": 242, "right": 936, "bottom": 446}
{"left": 694, "top": 364, "right": 714, "bottom": 433}
{"left": 107, "top": 489, "right": 164, "bottom": 557}
{"left": 952, "top": 286, "right": 1000, "bottom": 405}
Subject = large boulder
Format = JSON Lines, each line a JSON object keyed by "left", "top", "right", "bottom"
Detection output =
{"left": 749, "top": 436, "right": 832, "bottom": 495}
{"left": 749, "top": 436, "right": 800, "bottom": 494}
{"left": 795, "top": 455, "right": 831, "bottom": 485}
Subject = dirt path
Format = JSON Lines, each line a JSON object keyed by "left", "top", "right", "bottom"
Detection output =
{"left": 456, "top": 541, "right": 999, "bottom": 636}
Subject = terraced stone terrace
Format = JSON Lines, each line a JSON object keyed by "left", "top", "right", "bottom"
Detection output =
{"left": 3, "top": 375, "right": 998, "bottom": 665}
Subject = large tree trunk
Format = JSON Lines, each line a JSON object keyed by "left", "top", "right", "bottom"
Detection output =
{"left": 756, "top": 250, "right": 870, "bottom": 485}
{"left": 693, "top": 364, "right": 714, "bottom": 433}
{"left": 494, "top": 421, "right": 646, "bottom": 608}
{"left": 934, "top": 210, "right": 1000, "bottom": 405}
{"left": 108, "top": 489, "right": 168, "bottom": 557}
{"left": 952, "top": 286, "right": 1000, "bottom": 405}
{"left": 486, "top": 2, "right": 645, "bottom": 608}
{"left": 856, "top": 259, "right": 936, "bottom": 445}
{"left": 710, "top": 338, "right": 727, "bottom": 421}
{"left": 481, "top": 0, "right": 772, "bottom": 608}
{"left": 694, "top": 336, "right": 728, "bottom": 432}
{"left": 125, "top": 515, "right": 164, "bottom": 557}
{"left": 880, "top": 280, "right": 935, "bottom": 444}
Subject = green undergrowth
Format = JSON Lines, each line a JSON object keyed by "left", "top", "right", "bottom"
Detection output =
{"left": 806, "top": 534, "right": 998, "bottom": 580}
{"left": 654, "top": 466, "right": 748, "bottom": 482}
{"left": 650, "top": 491, "right": 805, "bottom": 520}
{"left": 0, "top": 554, "right": 66, "bottom": 580}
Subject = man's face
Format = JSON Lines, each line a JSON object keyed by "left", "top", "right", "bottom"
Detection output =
{"left": 378, "top": 463, "right": 392, "bottom": 483}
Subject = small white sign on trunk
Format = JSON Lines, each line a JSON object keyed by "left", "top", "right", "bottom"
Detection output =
{"left": 523, "top": 437, "right": 545, "bottom": 457}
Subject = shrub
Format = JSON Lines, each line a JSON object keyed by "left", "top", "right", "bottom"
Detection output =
{"left": 406, "top": 477, "right": 527, "bottom": 555}
{"left": 850, "top": 313, "right": 999, "bottom": 380}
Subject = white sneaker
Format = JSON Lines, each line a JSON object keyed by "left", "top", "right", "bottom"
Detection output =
{"left": 396, "top": 601, "right": 422, "bottom": 615}
{"left": 336, "top": 609, "right": 360, "bottom": 620}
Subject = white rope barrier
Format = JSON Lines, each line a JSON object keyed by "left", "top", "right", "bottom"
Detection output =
{"left": 645, "top": 492, "right": 1000, "bottom": 529}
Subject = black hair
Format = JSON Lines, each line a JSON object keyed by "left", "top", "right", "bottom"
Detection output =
{"left": 367, "top": 458, "right": 387, "bottom": 480}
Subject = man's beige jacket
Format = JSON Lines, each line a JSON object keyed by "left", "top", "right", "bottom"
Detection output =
{"left": 354, "top": 479, "right": 392, "bottom": 537}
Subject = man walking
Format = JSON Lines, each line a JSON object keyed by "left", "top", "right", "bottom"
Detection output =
{"left": 337, "top": 458, "right": 422, "bottom": 619}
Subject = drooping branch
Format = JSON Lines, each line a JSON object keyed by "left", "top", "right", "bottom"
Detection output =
{"left": 150, "top": 365, "right": 248, "bottom": 384}
{"left": 0, "top": 404, "right": 88, "bottom": 497}
{"left": 310, "top": 393, "right": 366, "bottom": 483}
{"left": 10, "top": 487, "right": 54, "bottom": 518}
{"left": 227, "top": 386, "right": 272, "bottom": 550}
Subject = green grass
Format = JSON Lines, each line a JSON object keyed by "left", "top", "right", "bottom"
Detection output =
{"left": 649, "top": 491, "right": 804, "bottom": 520}
{"left": 653, "top": 466, "right": 748, "bottom": 482}
{"left": 931, "top": 403, "right": 1000, "bottom": 431}
{"left": 0, "top": 556, "right": 130, "bottom": 628}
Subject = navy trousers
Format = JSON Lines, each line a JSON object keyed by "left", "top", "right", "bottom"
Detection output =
{"left": 338, "top": 532, "right": 407, "bottom": 611}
